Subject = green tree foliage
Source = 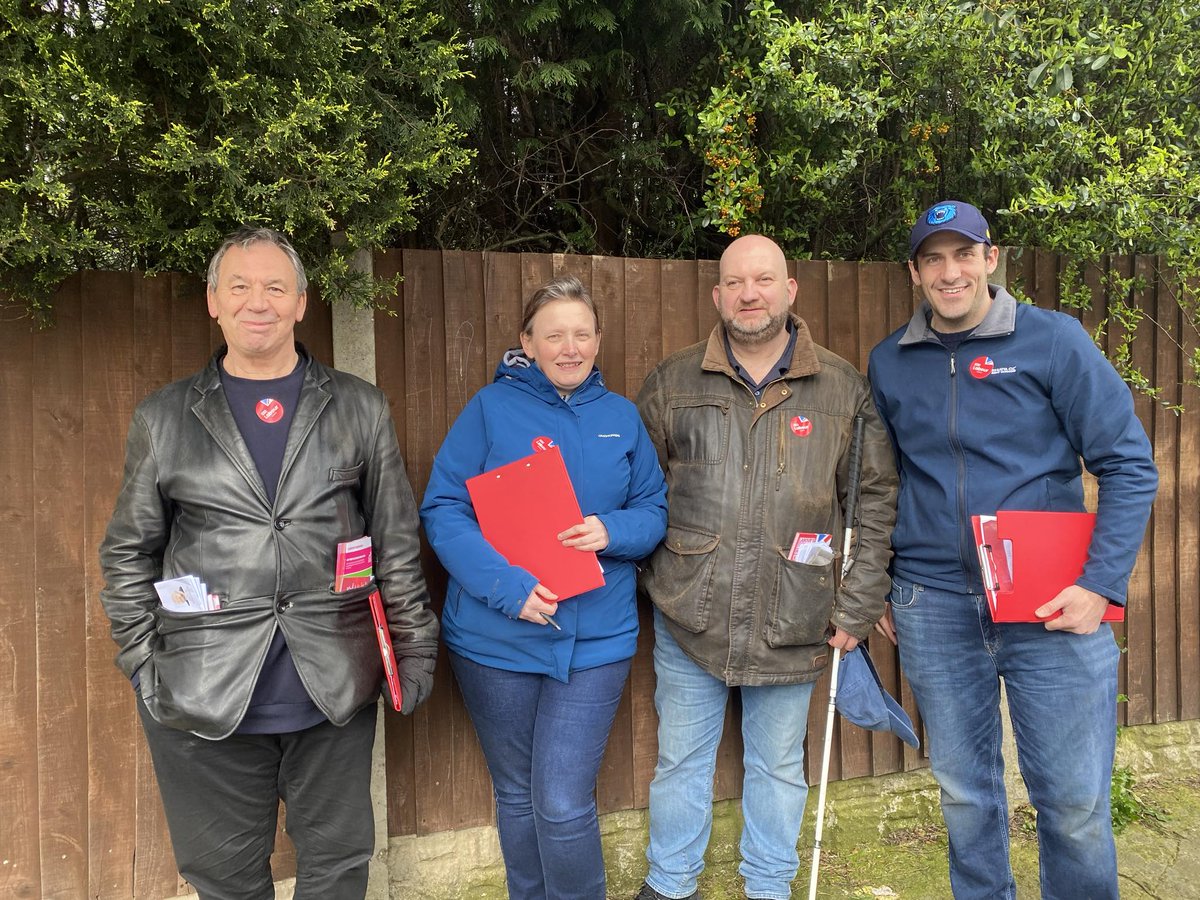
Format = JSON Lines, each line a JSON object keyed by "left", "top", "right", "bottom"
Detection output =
{"left": 424, "top": 0, "right": 731, "bottom": 257}
{"left": 0, "top": 0, "right": 471, "bottom": 316}
{"left": 680, "top": 0, "right": 1199, "bottom": 389}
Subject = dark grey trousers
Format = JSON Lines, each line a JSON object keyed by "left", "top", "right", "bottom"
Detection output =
{"left": 137, "top": 696, "right": 377, "bottom": 900}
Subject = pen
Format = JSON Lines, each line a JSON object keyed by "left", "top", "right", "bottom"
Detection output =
{"left": 540, "top": 612, "right": 562, "bottom": 631}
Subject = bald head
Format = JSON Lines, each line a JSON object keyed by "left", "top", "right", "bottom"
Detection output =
{"left": 719, "top": 234, "right": 788, "bottom": 280}
{"left": 713, "top": 234, "right": 797, "bottom": 348}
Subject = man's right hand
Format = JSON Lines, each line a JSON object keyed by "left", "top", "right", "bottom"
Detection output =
{"left": 874, "top": 603, "right": 898, "bottom": 645}
{"left": 518, "top": 583, "right": 559, "bottom": 624}
{"left": 396, "top": 654, "right": 436, "bottom": 715}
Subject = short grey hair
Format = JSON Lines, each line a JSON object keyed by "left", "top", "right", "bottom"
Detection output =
{"left": 520, "top": 275, "right": 600, "bottom": 335}
{"left": 206, "top": 227, "right": 308, "bottom": 294}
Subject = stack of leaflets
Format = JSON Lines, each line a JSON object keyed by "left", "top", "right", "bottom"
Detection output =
{"left": 788, "top": 532, "right": 834, "bottom": 566}
{"left": 154, "top": 575, "right": 221, "bottom": 612}
{"left": 335, "top": 536, "right": 373, "bottom": 592}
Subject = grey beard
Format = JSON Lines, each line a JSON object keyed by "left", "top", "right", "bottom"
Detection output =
{"left": 724, "top": 310, "right": 789, "bottom": 345}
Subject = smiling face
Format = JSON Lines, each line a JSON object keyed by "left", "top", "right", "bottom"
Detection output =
{"left": 909, "top": 231, "right": 999, "bottom": 332}
{"left": 207, "top": 241, "right": 307, "bottom": 375}
{"left": 519, "top": 298, "right": 601, "bottom": 393}
{"left": 713, "top": 235, "right": 797, "bottom": 348}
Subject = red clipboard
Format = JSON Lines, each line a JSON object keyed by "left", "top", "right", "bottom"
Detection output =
{"left": 971, "top": 510, "right": 1124, "bottom": 623}
{"left": 369, "top": 589, "right": 403, "bottom": 711}
{"left": 466, "top": 445, "right": 605, "bottom": 600}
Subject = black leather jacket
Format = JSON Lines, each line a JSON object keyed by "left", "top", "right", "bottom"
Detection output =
{"left": 637, "top": 317, "right": 897, "bottom": 685}
{"left": 100, "top": 347, "right": 437, "bottom": 739}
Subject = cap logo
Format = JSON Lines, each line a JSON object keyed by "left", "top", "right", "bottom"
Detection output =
{"left": 927, "top": 204, "right": 958, "bottom": 225}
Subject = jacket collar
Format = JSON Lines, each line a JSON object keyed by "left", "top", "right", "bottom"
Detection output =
{"left": 493, "top": 348, "right": 606, "bottom": 405}
{"left": 898, "top": 284, "right": 1018, "bottom": 346}
{"left": 701, "top": 313, "right": 822, "bottom": 379}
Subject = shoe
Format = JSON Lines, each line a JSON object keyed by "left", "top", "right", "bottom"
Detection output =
{"left": 634, "top": 882, "right": 698, "bottom": 900}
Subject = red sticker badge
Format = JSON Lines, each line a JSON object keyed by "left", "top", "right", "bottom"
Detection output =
{"left": 969, "top": 356, "right": 994, "bottom": 379}
{"left": 256, "top": 398, "right": 284, "bottom": 423}
{"left": 531, "top": 435, "right": 556, "bottom": 452}
{"left": 789, "top": 416, "right": 813, "bottom": 437}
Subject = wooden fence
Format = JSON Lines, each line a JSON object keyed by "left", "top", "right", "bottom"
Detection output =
{"left": 0, "top": 249, "right": 1195, "bottom": 898}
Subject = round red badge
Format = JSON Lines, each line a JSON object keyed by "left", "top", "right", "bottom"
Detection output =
{"left": 969, "top": 356, "right": 994, "bottom": 379}
{"left": 256, "top": 398, "right": 284, "bottom": 423}
{"left": 790, "top": 416, "right": 813, "bottom": 437}
{"left": 531, "top": 435, "right": 556, "bottom": 452}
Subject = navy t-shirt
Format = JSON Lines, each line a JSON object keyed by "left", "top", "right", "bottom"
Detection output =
{"left": 222, "top": 356, "right": 327, "bottom": 734}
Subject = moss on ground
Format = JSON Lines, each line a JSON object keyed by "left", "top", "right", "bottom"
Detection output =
{"left": 612, "top": 774, "right": 1200, "bottom": 900}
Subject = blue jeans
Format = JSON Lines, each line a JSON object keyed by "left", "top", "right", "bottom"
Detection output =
{"left": 645, "top": 610, "right": 815, "bottom": 900}
{"left": 890, "top": 577, "right": 1120, "bottom": 900}
{"left": 449, "top": 652, "right": 631, "bottom": 900}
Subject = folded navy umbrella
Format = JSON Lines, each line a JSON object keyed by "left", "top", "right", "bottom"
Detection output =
{"left": 834, "top": 646, "right": 920, "bottom": 749}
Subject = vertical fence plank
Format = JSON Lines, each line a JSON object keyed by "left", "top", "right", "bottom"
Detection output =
{"left": 400, "top": 250, "right": 457, "bottom": 836}
{"left": 375, "top": 250, "right": 421, "bottom": 839}
{"left": 483, "top": 252, "right": 524, "bottom": 368}
{"left": 659, "top": 260, "right": 699, "bottom": 357}
{"left": 1151, "top": 259, "right": 1180, "bottom": 722}
{"left": 824, "top": 261, "right": 859, "bottom": 365}
{"left": 30, "top": 276, "right": 89, "bottom": 899}
{"left": 795, "top": 260, "right": 829, "bottom": 348}
{"left": 0, "top": 302, "right": 41, "bottom": 899}
{"left": 621, "top": 257, "right": 661, "bottom": 398}
{"left": 857, "top": 262, "right": 905, "bottom": 777}
{"left": 83, "top": 272, "right": 140, "bottom": 900}
{"left": 1177, "top": 272, "right": 1200, "bottom": 721}
{"left": 129, "top": 275, "right": 187, "bottom": 899}
{"left": 591, "top": 256, "right": 627, "bottom": 398}
{"left": 440, "top": 250, "right": 495, "bottom": 830}
{"left": 1123, "top": 256, "right": 1156, "bottom": 725}
{"left": 696, "top": 260, "right": 720, "bottom": 341}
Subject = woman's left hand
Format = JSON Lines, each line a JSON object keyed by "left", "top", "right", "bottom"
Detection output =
{"left": 558, "top": 515, "right": 609, "bottom": 552}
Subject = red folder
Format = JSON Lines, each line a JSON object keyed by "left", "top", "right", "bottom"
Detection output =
{"left": 369, "top": 589, "right": 402, "bottom": 711}
{"left": 971, "top": 510, "right": 1124, "bottom": 623}
{"left": 466, "top": 445, "right": 605, "bottom": 600}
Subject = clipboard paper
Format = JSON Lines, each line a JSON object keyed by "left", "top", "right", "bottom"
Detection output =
{"left": 971, "top": 510, "right": 1124, "bottom": 623}
{"left": 466, "top": 445, "right": 605, "bottom": 600}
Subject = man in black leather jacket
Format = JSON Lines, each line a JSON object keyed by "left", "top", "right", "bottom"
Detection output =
{"left": 99, "top": 227, "right": 437, "bottom": 900}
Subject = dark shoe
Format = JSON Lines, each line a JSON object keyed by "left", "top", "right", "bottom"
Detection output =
{"left": 634, "top": 882, "right": 698, "bottom": 900}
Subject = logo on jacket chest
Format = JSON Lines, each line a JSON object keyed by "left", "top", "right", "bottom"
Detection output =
{"left": 532, "top": 435, "right": 556, "bottom": 452}
{"left": 969, "top": 356, "right": 1017, "bottom": 379}
{"left": 789, "top": 415, "right": 813, "bottom": 437}
{"left": 256, "top": 398, "right": 285, "bottom": 423}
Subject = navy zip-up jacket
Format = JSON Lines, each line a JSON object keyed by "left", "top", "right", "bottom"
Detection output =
{"left": 868, "top": 285, "right": 1157, "bottom": 604}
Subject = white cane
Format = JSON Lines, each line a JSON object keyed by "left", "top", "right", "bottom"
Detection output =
{"left": 808, "top": 414, "right": 866, "bottom": 900}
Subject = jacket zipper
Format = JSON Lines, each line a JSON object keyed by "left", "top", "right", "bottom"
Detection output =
{"left": 776, "top": 412, "right": 787, "bottom": 490}
{"left": 947, "top": 351, "right": 974, "bottom": 576}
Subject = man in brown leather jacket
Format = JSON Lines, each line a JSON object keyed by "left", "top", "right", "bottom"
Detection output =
{"left": 634, "top": 235, "right": 897, "bottom": 900}
{"left": 99, "top": 227, "right": 437, "bottom": 900}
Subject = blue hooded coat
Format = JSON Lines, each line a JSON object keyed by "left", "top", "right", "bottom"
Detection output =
{"left": 420, "top": 351, "right": 667, "bottom": 680}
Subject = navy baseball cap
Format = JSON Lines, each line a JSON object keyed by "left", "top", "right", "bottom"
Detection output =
{"left": 834, "top": 646, "right": 920, "bottom": 749}
{"left": 908, "top": 200, "right": 992, "bottom": 259}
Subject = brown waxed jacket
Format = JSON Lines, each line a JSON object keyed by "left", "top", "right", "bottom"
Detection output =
{"left": 636, "top": 316, "right": 897, "bottom": 685}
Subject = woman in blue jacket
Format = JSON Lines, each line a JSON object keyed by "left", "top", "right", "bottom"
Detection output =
{"left": 420, "top": 275, "right": 667, "bottom": 900}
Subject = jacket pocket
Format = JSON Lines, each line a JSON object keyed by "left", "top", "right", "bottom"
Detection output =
{"left": 763, "top": 550, "right": 835, "bottom": 648}
{"left": 666, "top": 398, "right": 731, "bottom": 464}
{"left": 329, "top": 460, "right": 366, "bottom": 484}
{"left": 643, "top": 525, "right": 721, "bottom": 633}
